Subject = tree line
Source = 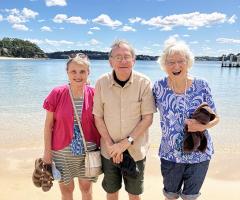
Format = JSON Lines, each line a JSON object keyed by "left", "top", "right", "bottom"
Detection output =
{"left": 1, "top": 37, "right": 238, "bottom": 61}
{"left": 0, "top": 37, "right": 47, "bottom": 58}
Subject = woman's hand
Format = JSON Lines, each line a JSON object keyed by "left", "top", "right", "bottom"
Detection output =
{"left": 185, "top": 119, "right": 206, "bottom": 132}
{"left": 43, "top": 150, "right": 52, "bottom": 164}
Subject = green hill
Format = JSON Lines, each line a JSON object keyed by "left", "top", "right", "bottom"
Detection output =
{"left": 0, "top": 37, "right": 47, "bottom": 58}
{"left": 46, "top": 50, "right": 158, "bottom": 60}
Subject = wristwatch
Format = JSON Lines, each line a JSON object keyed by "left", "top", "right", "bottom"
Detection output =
{"left": 127, "top": 136, "right": 134, "bottom": 145}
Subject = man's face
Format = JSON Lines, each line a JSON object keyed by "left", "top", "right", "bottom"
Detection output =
{"left": 109, "top": 44, "right": 135, "bottom": 80}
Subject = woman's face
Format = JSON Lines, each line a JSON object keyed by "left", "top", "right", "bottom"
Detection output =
{"left": 67, "top": 61, "right": 89, "bottom": 87}
{"left": 165, "top": 52, "right": 188, "bottom": 80}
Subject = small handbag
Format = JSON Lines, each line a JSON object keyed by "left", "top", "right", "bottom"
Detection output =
{"left": 69, "top": 86, "right": 102, "bottom": 177}
{"left": 85, "top": 150, "right": 102, "bottom": 177}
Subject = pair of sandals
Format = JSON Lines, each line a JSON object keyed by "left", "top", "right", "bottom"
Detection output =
{"left": 183, "top": 103, "right": 216, "bottom": 153}
{"left": 32, "top": 158, "right": 54, "bottom": 192}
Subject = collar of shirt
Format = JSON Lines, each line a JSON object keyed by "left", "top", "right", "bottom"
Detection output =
{"left": 109, "top": 70, "right": 134, "bottom": 88}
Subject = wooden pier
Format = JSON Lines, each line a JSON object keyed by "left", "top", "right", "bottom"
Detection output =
{"left": 221, "top": 55, "right": 240, "bottom": 67}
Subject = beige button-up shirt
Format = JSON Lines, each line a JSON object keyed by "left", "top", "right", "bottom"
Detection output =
{"left": 93, "top": 70, "right": 156, "bottom": 161}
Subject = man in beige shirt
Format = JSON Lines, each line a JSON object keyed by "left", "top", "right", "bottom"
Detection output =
{"left": 93, "top": 40, "right": 156, "bottom": 200}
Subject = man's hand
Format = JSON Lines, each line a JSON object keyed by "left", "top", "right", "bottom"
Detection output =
{"left": 109, "top": 138, "right": 131, "bottom": 163}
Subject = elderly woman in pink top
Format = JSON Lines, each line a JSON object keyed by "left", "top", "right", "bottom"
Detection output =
{"left": 42, "top": 53, "right": 101, "bottom": 200}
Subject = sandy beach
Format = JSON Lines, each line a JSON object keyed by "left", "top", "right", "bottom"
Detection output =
{"left": 1, "top": 134, "right": 240, "bottom": 200}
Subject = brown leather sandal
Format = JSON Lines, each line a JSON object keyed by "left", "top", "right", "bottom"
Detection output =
{"left": 32, "top": 158, "right": 54, "bottom": 192}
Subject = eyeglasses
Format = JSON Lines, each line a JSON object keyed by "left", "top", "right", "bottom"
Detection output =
{"left": 166, "top": 60, "right": 186, "bottom": 67}
{"left": 68, "top": 53, "right": 88, "bottom": 60}
{"left": 111, "top": 55, "right": 133, "bottom": 62}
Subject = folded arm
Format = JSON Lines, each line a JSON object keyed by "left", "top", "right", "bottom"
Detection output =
{"left": 110, "top": 113, "right": 153, "bottom": 161}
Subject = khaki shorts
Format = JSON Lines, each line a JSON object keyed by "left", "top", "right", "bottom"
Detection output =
{"left": 101, "top": 156, "right": 146, "bottom": 195}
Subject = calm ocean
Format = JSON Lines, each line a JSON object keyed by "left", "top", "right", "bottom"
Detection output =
{"left": 0, "top": 59, "right": 239, "bottom": 150}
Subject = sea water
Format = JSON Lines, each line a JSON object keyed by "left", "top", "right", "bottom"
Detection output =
{"left": 0, "top": 59, "right": 239, "bottom": 150}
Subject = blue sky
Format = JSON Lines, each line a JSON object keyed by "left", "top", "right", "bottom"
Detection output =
{"left": 0, "top": 0, "right": 239, "bottom": 56}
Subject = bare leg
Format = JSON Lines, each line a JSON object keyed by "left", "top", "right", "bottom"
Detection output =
{"left": 107, "top": 191, "right": 119, "bottom": 200}
{"left": 78, "top": 179, "right": 92, "bottom": 200}
{"left": 128, "top": 193, "right": 141, "bottom": 200}
{"left": 59, "top": 180, "right": 74, "bottom": 200}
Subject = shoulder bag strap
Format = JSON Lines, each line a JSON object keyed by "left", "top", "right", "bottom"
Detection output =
{"left": 68, "top": 84, "right": 88, "bottom": 153}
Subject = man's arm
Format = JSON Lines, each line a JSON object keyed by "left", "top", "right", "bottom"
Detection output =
{"left": 110, "top": 113, "right": 153, "bottom": 159}
{"left": 94, "top": 115, "right": 114, "bottom": 147}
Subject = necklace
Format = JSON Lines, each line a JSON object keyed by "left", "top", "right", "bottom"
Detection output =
{"left": 169, "top": 78, "right": 188, "bottom": 121}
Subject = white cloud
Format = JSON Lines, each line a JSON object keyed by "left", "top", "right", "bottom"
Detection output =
{"left": 45, "top": 0, "right": 67, "bottom": 7}
{"left": 0, "top": 15, "right": 3, "bottom": 21}
{"left": 53, "top": 14, "right": 67, "bottom": 23}
{"left": 45, "top": 39, "right": 74, "bottom": 46}
{"left": 89, "top": 39, "right": 100, "bottom": 45}
{"left": 38, "top": 19, "right": 45, "bottom": 22}
{"left": 88, "top": 31, "right": 93, "bottom": 35}
{"left": 66, "top": 16, "right": 87, "bottom": 24}
{"left": 152, "top": 43, "right": 161, "bottom": 47}
{"left": 202, "top": 46, "right": 211, "bottom": 51}
{"left": 26, "top": 39, "right": 44, "bottom": 45}
{"left": 92, "top": 14, "right": 122, "bottom": 28}
{"left": 5, "top": 8, "right": 20, "bottom": 15}
{"left": 128, "top": 17, "right": 142, "bottom": 23}
{"left": 12, "top": 24, "right": 29, "bottom": 31}
{"left": 168, "top": 34, "right": 179, "bottom": 40}
{"left": 22, "top": 7, "right": 38, "bottom": 19}
{"left": 228, "top": 14, "right": 237, "bottom": 24}
{"left": 6, "top": 8, "right": 38, "bottom": 24}
{"left": 141, "top": 12, "right": 227, "bottom": 30}
{"left": 26, "top": 38, "right": 73, "bottom": 46}
{"left": 161, "top": 26, "right": 173, "bottom": 31}
{"left": 163, "top": 35, "right": 180, "bottom": 46}
{"left": 90, "top": 26, "right": 100, "bottom": 30}
{"left": 7, "top": 15, "right": 25, "bottom": 24}
{"left": 41, "top": 26, "right": 52, "bottom": 32}
{"left": 190, "top": 41, "right": 199, "bottom": 44}
{"left": 216, "top": 38, "right": 240, "bottom": 44}
{"left": 53, "top": 14, "right": 87, "bottom": 24}
{"left": 183, "top": 34, "right": 190, "bottom": 37}
{"left": 119, "top": 25, "right": 136, "bottom": 32}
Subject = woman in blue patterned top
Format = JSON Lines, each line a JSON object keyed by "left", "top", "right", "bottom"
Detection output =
{"left": 152, "top": 38, "right": 219, "bottom": 200}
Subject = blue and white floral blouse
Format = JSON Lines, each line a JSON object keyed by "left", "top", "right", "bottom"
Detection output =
{"left": 152, "top": 77, "right": 217, "bottom": 163}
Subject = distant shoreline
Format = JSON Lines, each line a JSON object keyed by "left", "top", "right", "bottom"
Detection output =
{"left": 0, "top": 56, "right": 222, "bottom": 62}
{"left": 0, "top": 56, "right": 49, "bottom": 60}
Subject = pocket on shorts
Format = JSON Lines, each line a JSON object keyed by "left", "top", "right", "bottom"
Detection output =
{"left": 160, "top": 159, "right": 175, "bottom": 176}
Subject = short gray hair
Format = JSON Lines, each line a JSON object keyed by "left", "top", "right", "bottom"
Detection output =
{"left": 158, "top": 38, "right": 194, "bottom": 71}
{"left": 109, "top": 39, "right": 136, "bottom": 59}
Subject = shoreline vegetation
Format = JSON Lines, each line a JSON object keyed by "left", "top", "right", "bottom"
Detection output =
{"left": 2, "top": 37, "right": 239, "bottom": 61}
